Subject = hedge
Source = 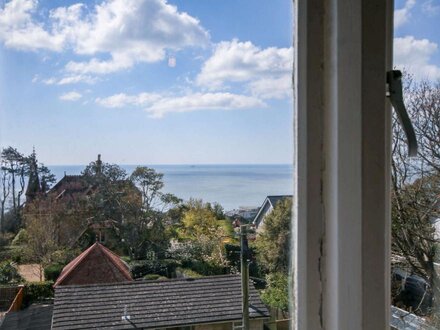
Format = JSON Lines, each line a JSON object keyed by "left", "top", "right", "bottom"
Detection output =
{"left": 0, "top": 260, "right": 22, "bottom": 284}
{"left": 44, "top": 264, "right": 64, "bottom": 282}
{"left": 181, "top": 259, "right": 227, "bottom": 276}
{"left": 23, "top": 281, "right": 54, "bottom": 307}
{"left": 176, "top": 267, "right": 203, "bottom": 279}
{"left": 129, "top": 259, "right": 179, "bottom": 279}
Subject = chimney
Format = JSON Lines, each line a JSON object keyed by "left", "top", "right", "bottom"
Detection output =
{"left": 96, "top": 154, "right": 102, "bottom": 175}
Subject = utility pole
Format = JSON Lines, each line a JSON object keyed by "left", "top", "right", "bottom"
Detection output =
{"left": 240, "top": 224, "right": 250, "bottom": 330}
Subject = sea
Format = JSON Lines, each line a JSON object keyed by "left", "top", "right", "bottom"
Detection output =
{"left": 48, "top": 164, "right": 293, "bottom": 211}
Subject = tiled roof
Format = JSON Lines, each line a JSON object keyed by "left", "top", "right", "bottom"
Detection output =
{"left": 49, "top": 175, "right": 92, "bottom": 201}
{"left": 390, "top": 306, "right": 435, "bottom": 330}
{"left": 0, "top": 303, "right": 53, "bottom": 330}
{"left": 54, "top": 242, "right": 132, "bottom": 287}
{"left": 52, "top": 275, "right": 269, "bottom": 329}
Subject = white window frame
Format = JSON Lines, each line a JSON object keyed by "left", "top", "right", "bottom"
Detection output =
{"left": 292, "top": 0, "right": 394, "bottom": 329}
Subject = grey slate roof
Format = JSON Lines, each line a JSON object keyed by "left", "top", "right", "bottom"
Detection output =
{"left": 253, "top": 195, "right": 292, "bottom": 228}
{"left": 0, "top": 303, "right": 53, "bottom": 330}
{"left": 390, "top": 306, "right": 435, "bottom": 330}
{"left": 52, "top": 274, "right": 269, "bottom": 329}
{"left": 267, "top": 195, "right": 292, "bottom": 208}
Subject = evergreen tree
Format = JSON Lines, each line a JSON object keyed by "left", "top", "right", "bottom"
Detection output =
{"left": 254, "top": 198, "right": 291, "bottom": 273}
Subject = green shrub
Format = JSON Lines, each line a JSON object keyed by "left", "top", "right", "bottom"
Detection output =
{"left": 120, "top": 256, "right": 131, "bottom": 263}
{"left": 143, "top": 274, "right": 161, "bottom": 280}
{"left": 50, "top": 249, "right": 81, "bottom": 265}
{"left": 181, "top": 259, "right": 226, "bottom": 276}
{"left": 11, "top": 229, "right": 28, "bottom": 246}
{"left": 176, "top": 267, "right": 203, "bottom": 279}
{"left": 260, "top": 272, "right": 288, "bottom": 311}
{"left": 9, "top": 246, "right": 26, "bottom": 263}
{"left": 23, "top": 281, "right": 54, "bottom": 307}
{"left": 225, "top": 243, "right": 262, "bottom": 278}
{"left": 0, "top": 232, "right": 14, "bottom": 247}
{"left": 0, "top": 247, "right": 13, "bottom": 261}
{"left": 129, "top": 259, "right": 179, "bottom": 279}
{"left": 0, "top": 260, "right": 22, "bottom": 284}
{"left": 44, "top": 264, "right": 64, "bottom": 282}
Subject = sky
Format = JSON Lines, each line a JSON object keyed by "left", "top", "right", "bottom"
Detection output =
{"left": 0, "top": 0, "right": 294, "bottom": 165}
{"left": 0, "top": 0, "right": 439, "bottom": 165}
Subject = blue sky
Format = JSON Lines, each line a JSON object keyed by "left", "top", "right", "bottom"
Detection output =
{"left": 0, "top": 0, "right": 439, "bottom": 165}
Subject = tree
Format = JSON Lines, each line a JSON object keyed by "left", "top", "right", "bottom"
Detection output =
{"left": 254, "top": 198, "right": 291, "bottom": 274}
{"left": 177, "top": 199, "right": 229, "bottom": 268}
{"left": 82, "top": 159, "right": 128, "bottom": 182}
{"left": 38, "top": 163, "right": 56, "bottom": 193}
{"left": 130, "top": 167, "right": 163, "bottom": 210}
{"left": 118, "top": 166, "right": 181, "bottom": 259}
{"left": 260, "top": 272, "right": 289, "bottom": 313}
{"left": 130, "top": 166, "right": 180, "bottom": 212}
{"left": 0, "top": 164, "right": 11, "bottom": 233}
{"left": 180, "top": 199, "right": 219, "bottom": 240}
{"left": 391, "top": 172, "right": 440, "bottom": 299}
{"left": 82, "top": 160, "right": 140, "bottom": 224}
{"left": 1, "top": 147, "right": 26, "bottom": 228}
{"left": 24, "top": 204, "right": 58, "bottom": 266}
{"left": 0, "top": 260, "right": 22, "bottom": 284}
{"left": 0, "top": 147, "right": 56, "bottom": 233}
{"left": 391, "top": 75, "right": 440, "bottom": 313}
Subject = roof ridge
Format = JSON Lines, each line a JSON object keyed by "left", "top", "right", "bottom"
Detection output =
{"left": 54, "top": 242, "right": 132, "bottom": 287}
{"left": 97, "top": 244, "right": 132, "bottom": 281}
{"left": 54, "top": 243, "right": 99, "bottom": 287}
{"left": 55, "top": 274, "right": 240, "bottom": 289}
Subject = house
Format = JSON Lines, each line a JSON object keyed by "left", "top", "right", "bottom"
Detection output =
{"left": 0, "top": 303, "right": 53, "bottom": 330}
{"left": 51, "top": 275, "right": 269, "bottom": 330}
{"left": 252, "top": 195, "right": 292, "bottom": 231}
{"left": 54, "top": 242, "right": 132, "bottom": 287}
{"left": 225, "top": 207, "right": 260, "bottom": 221}
{"left": 46, "top": 155, "right": 141, "bottom": 206}
{"left": 2, "top": 247, "right": 269, "bottom": 329}
{"left": 47, "top": 174, "right": 94, "bottom": 203}
{"left": 24, "top": 155, "right": 142, "bottom": 245}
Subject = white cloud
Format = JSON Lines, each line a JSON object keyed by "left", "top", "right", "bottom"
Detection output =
{"left": 42, "top": 74, "right": 97, "bottom": 85}
{"left": 247, "top": 76, "right": 292, "bottom": 99}
{"left": 394, "top": 36, "right": 440, "bottom": 80}
{"left": 59, "top": 91, "right": 82, "bottom": 101}
{"left": 42, "top": 77, "right": 57, "bottom": 85}
{"left": 96, "top": 91, "right": 266, "bottom": 118}
{"left": 0, "top": 0, "right": 210, "bottom": 75}
{"left": 57, "top": 75, "right": 98, "bottom": 85}
{"left": 65, "top": 55, "right": 136, "bottom": 75}
{"left": 422, "top": 0, "right": 440, "bottom": 15}
{"left": 96, "top": 93, "right": 161, "bottom": 108}
{"left": 196, "top": 39, "right": 293, "bottom": 99}
{"left": 0, "top": 0, "right": 64, "bottom": 51}
{"left": 395, "top": 0, "right": 416, "bottom": 28}
{"left": 145, "top": 93, "right": 266, "bottom": 118}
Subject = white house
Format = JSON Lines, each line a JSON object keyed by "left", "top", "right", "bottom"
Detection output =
{"left": 253, "top": 195, "right": 292, "bottom": 231}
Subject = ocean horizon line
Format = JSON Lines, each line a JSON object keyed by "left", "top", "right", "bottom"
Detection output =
{"left": 45, "top": 164, "right": 293, "bottom": 210}
{"left": 47, "top": 163, "right": 294, "bottom": 167}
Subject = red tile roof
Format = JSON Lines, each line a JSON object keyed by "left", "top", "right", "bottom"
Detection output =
{"left": 54, "top": 242, "right": 132, "bottom": 287}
